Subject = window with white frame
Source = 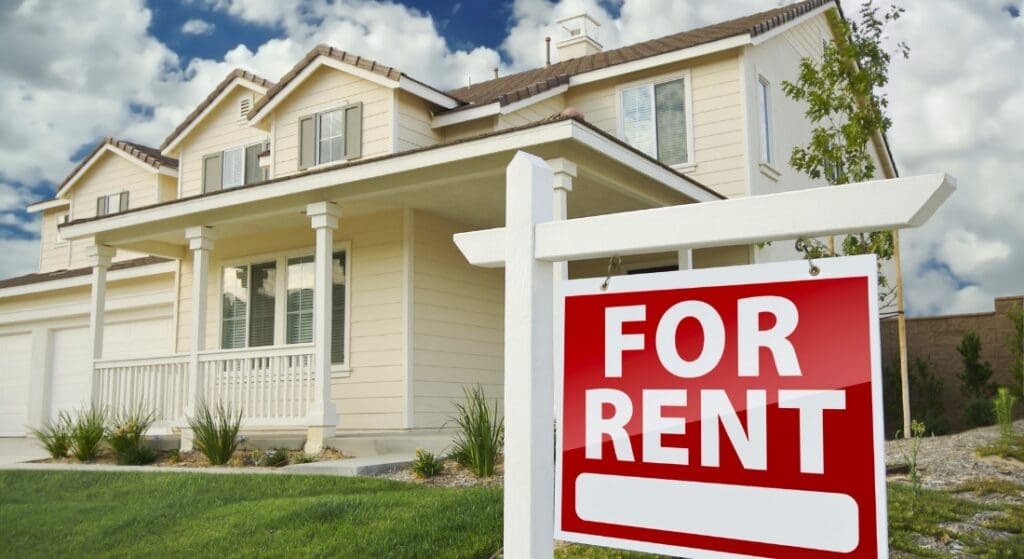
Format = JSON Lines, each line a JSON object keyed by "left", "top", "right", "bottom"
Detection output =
{"left": 220, "top": 249, "right": 349, "bottom": 365}
{"left": 316, "top": 109, "right": 345, "bottom": 165}
{"left": 202, "top": 140, "right": 268, "bottom": 194}
{"left": 96, "top": 192, "right": 128, "bottom": 216}
{"left": 620, "top": 77, "right": 690, "bottom": 166}
{"left": 757, "top": 76, "right": 773, "bottom": 164}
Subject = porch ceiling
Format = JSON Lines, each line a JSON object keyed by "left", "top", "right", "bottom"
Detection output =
{"left": 66, "top": 118, "right": 712, "bottom": 254}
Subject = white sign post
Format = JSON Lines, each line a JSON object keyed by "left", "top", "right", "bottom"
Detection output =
{"left": 454, "top": 151, "right": 954, "bottom": 559}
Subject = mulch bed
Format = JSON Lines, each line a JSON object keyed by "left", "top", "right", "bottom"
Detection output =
{"left": 35, "top": 447, "right": 346, "bottom": 468}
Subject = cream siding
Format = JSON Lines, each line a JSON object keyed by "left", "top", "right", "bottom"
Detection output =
{"left": 174, "top": 210, "right": 407, "bottom": 430}
{"left": 176, "top": 87, "right": 269, "bottom": 198}
{"left": 270, "top": 67, "right": 393, "bottom": 177}
{"left": 157, "top": 174, "right": 178, "bottom": 203}
{"left": 441, "top": 117, "right": 497, "bottom": 142}
{"left": 411, "top": 211, "right": 504, "bottom": 428}
{"left": 69, "top": 152, "right": 160, "bottom": 219}
{"left": 395, "top": 90, "right": 443, "bottom": 151}
{"left": 38, "top": 209, "right": 70, "bottom": 272}
{"left": 496, "top": 94, "right": 567, "bottom": 129}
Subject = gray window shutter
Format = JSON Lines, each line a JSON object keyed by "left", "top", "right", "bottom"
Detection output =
{"left": 202, "top": 153, "right": 222, "bottom": 193}
{"left": 343, "top": 103, "right": 362, "bottom": 160}
{"left": 118, "top": 191, "right": 129, "bottom": 212}
{"left": 298, "top": 115, "right": 315, "bottom": 170}
{"left": 244, "top": 144, "right": 262, "bottom": 185}
{"left": 96, "top": 197, "right": 105, "bottom": 216}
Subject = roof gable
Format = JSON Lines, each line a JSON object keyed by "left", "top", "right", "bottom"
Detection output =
{"left": 54, "top": 138, "right": 177, "bottom": 199}
{"left": 246, "top": 44, "right": 459, "bottom": 124}
{"left": 160, "top": 69, "right": 273, "bottom": 153}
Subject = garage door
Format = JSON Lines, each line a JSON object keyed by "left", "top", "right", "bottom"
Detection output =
{"left": 0, "top": 332, "right": 32, "bottom": 436}
{"left": 105, "top": 317, "right": 172, "bottom": 359}
{"left": 49, "top": 327, "right": 91, "bottom": 422}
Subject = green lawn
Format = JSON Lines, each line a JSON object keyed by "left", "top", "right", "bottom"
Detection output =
{"left": 2, "top": 471, "right": 1022, "bottom": 558}
{"left": 0, "top": 471, "right": 501, "bottom": 558}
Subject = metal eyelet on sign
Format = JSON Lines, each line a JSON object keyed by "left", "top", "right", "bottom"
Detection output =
{"left": 600, "top": 255, "right": 622, "bottom": 291}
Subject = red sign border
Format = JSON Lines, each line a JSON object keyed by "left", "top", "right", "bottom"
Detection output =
{"left": 553, "top": 255, "right": 888, "bottom": 559}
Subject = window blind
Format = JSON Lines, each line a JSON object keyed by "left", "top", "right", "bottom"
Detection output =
{"left": 286, "top": 256, "right": 315, "bottom": 344}
{"left": 621, "top": 85, "right": 655, "bottom": 158}
{"left": 331, "top": 251, "right": 347, "bottom": 364}
{"left": 222, "top": 147, "right": 244, "bottom": 188}
{"left": 248, "top": 261, "right": 276, "bottom": 347}
{"left": 655, "top": 79, "right": 687, "bottom": 165}
{"left": 221, "top": 266, "right": 248, "bottom": 349}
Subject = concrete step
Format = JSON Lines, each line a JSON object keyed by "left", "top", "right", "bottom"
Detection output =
{"left": 327, "top": 430, "right": 456, "bottom": 458}
{"left": 282, "top": 454, "right": 415, "bottom": 477}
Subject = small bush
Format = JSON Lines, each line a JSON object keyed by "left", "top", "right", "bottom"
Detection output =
{"left": 447, "top": 384, "right": 503, "bottom": 478}
{"left": 187, "top": 401, "right": 242, "bottom": 465}
{"left": 958, "top": 331, "right": 996, "bottom": 399}
{"left": 167, "top": 449, "right": 181, "bottom": 464}
{"left": 68, "top": 406, "right": 107, "bottom": 461}
{"left": 993, "top": 387, "right": 1018, "bottom": 443}
{"left": 29, "top": 412, "right": 73, "bottom": 459}
{"left": 106, "top": 407, "right": 156, "bottom": 465}
{"left": 291, "top": 454, "right": 316, "bottom": 464}
{"left": 256, "top": 448, "right": 289, "bottom": 468}
{"left": 411, "top": 449, "right": 444, "bottom": 478}
{"left": 897, "top": 420, "right": 927, "bottom": 497}
{"left": 964, "top": 397, "right": 996, "bottom": 429}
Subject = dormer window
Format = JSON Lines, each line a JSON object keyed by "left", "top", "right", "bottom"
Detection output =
{"left": 619, "top": 75, "right": 692, "bottom": 167}
{"left": 298, "top": 103, "right": 362, "bottom": 170}
{"left": 96, "top": 192, "right": 128, "bottom": 216}
{"left": 202, "top": 140, "right": 268, "bottom": 193}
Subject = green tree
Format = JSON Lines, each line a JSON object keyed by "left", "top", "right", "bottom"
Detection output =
{"left": 957, "top": 330, "right": 996, "bottom": 399}
{"left": 781, "top": 1, "right": 909, "bottom": 305}
{"left": 1009, "top": 302, "right": 1023, "bottom": 397}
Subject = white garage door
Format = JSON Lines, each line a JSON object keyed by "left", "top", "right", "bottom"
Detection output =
{"left": 0, "top": 332, "right": 32, "bottom": 436}
{"left": 49, "top": 327, "right": 92, "bottom": 422}
{"left": 105, "top": 317, "right": 172, "bottom": 359}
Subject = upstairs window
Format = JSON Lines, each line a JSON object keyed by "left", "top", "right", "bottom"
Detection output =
{"left": 203, "top": 140, "right": 268, "bottom": 193}
{"left": 620, "top": 76, "right": 690, "bottom": 166}
{"left": 298, "top": 103, "right": 362, "bottom": 170}
{"left": 96, "top": 192, "right": 128, "bottom": 216}
{"left": 757, "top": 76, "right": 773, "bottom": 165}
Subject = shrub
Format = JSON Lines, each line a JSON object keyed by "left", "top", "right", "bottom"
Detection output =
{"left": 30, "top": 412, "right": 73, "bottom": 459}
{"left": 1010, "top": 303, "right": 1023, "bottom": 397}
{"left": 68, "top": 406, "right": 107, "bottom": 461}
{"left": 964, "top": 397, "right": 996, "bottom": 429}
{"left": 256, "top": 448, "right": 289, "bottom": 468}
{"left": 909, "top": 357, "right": 948, "bottom": 435}
{"left": 106, "top": 407, "right": 156, "bottom": 465}
{"left": 411, "top": 449, "right": 444, "bottom": 478}
{"left": 958, "top": 331, "right": 996, "bottom": 399}
{"left": 187, "top": 401, "right": 242, "bottom": 465}
{"left": 993, "top": 387, "right": 1018, "bottom": 443}
{"left": 291, "top": 454, "right": 316, "bottom": 464}
{"left": 447, "top": 384, "right": 503, "bottom": 478}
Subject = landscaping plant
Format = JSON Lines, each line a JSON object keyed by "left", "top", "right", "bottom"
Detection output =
{"left": 106, "top": 407, "right": 157, "bottom": 465}
{"left": 255, "top": 448, "right": 289, "bottom": 468}
{"left": 447, "top": 384, "right": 503, "bottom": 477}
{"left": 411, "top": 449, "right": 444, "bottom": 478}
{"left": 958, "top": 331, "right": 997, "bottom": 428}
{"left": 1009, "top": 302, "right": 1023, "bottom": 397}
{"left": 187, "top": 401, "right": 242, "bottom": 465}
{"left": 993, "top": 387, "right": 1017, "bottom": 444}
{"left": 29, "top": 411, "right": 73, "bottom": 459}
{"left": 68, "top": 406, "right": 107, "bottom": 461}
{"left": 897, "top": 420, "right": 927, "bottom": 500}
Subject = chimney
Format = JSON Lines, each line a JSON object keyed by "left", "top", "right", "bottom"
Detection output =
{"left": 555, "top": 13, "right": 602, "bottom": 61}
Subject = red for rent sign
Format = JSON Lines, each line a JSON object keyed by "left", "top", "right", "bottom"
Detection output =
{"left": 555, "top": 255, "right": 887, "bottom": 559}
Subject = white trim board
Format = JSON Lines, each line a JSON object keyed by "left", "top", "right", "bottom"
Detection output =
{"left": 432, "top": 84, "right": 570, "bottom": 129}
{"left": 0, "top": 260, "right": 177, "bottom": 300}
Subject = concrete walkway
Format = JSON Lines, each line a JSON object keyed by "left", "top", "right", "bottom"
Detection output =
{"left": 0, "top": 437, "right": 48, "bottom": 466}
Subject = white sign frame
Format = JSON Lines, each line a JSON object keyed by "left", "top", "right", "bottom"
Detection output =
{"left": 554, "top": 255, "right": 887, "bottom": 559}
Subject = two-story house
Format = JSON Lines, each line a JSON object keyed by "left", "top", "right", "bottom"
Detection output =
{"left": 0, "top": 0, "right": 897, "bottom": 452}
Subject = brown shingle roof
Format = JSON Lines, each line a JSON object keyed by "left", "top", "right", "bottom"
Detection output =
{"left": 0, "top": 256, "right": 171, "bottom": 290}
{"left": 54, "top": 137, "right": 178, "bottom": 197}
{"left": 246, "top": 44, "right": 456, "bottom": 121}
{"left": 159, "top": 68, "right": 274, "bottom": 151}
{"left": 444, "top": 0, "right": 836, "bottom": 109}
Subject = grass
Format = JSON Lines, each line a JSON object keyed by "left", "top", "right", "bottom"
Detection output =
{"left": 2, "top": 471, "right": 1022, "bottom": 559}
{"left": 976, "top": 434, "right": 1024, "bottom": 461}
{"left": 0, "top": 471, "right": 501, "bottom": 558}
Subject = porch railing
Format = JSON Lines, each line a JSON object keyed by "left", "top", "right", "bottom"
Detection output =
{"left": 92, "top": 344, "right": 316, "bottom": 427}
{"left": 94, "top": 355, "right": 190, "bottom": 422}
{"left": 198, "top": 344, "right": 315, "bottom": 425}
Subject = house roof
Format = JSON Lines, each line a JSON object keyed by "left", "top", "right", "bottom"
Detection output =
{"left": 444, "top": 0, "right": 836, "bottom": 109}
{"left": 159, "top": 69, "right": 274, "bottom": 151}
{"left": 246, "top": 44, "right": 458, "bottom": 121}
{"left": 52, "top": 137, "right": 178, "bottom": 199}
{"left": 0, "top": 256, "right": 169, "bottom": 290}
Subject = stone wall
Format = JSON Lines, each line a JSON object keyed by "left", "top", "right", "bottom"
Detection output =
{"left": 881, "top": 296, "right": 1023, "bottom": 432}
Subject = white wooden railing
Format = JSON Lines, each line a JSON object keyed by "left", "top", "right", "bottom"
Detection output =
{"left": 92, "top": 344, "right": 316, "bottom": 427}
{"left": 198, "top": 344, "right": 316, "bottom": 425}
{"left": 94, "top": 355, "right": 190, "bottom": 422}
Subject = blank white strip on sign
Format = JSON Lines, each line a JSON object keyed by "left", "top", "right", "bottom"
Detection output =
{"left": 575, "top": 473, "right": 859, "bottom": 553}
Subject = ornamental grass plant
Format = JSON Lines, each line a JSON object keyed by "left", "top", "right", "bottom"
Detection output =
{"left": 187, "top": 401, "right": 242, "bottom": 465}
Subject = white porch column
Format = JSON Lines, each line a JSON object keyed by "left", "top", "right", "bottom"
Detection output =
{"left": 182, "top": 226, "right": 216, "bottom": 451}
{"left": 86, "top": 244, "right": 115, "bottom": 407}
{"left": 504, "top": 152, "right": 555, "bottom": 558}
{"left": 547, "top": 158, "right": 576, "bottom": 421}
{"left": 305, "top": 201, "right": 341, "bottom": 453}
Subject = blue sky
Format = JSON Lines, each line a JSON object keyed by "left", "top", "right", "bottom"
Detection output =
{"left": 0, "top": 0, "right": 1021, "bottom": 317}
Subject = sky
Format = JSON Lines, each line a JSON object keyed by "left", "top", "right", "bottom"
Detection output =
{"left": 0, "top": 0, "right": 1021, "bottom": 317}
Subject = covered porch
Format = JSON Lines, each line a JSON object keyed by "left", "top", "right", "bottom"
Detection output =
{"left": 61, "top": 117, "right": 722, "bottom": 452}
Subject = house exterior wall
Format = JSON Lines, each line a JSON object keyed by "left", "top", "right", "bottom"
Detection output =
{"left": 395, "top": 90, "right": 443, "bottom": 151}
{"left": 496, "top": 94, "right": 567, "bottom": 129}
{"left": 566, "top": 51, "right": 748, "bottom": 198}
{"left": 177, "top": 87, "right": 269, "bottom": 198}
{"left": 411, "top": 210, "right": 504, "bottom": 428}
{"left": 38, "top": 208, "right": 70, "bottom": 272}
{"left": 174, "top": 209, "right": 407, "bottom": 430}
{"left": 69, "top": 152, "right": 161, "bottom": 220}
{"left": 442, "top": 117, "right": 497, "bottom": 142}
{"left": 270, "top": 66, "right": 394, "bottom": 177}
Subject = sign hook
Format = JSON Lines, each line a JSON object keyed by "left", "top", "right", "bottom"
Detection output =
{"left": 600, "top": 255, "right": 622, "bottom": 291}
{"left": 794, "top": 238, "right": 821, "bottom": 277}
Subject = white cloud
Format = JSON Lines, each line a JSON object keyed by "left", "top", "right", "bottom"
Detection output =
{"left": 0, "top": 0, "right": 1020, "bottom": 320}
{"left": 181, "top": 19, "right": 216, "bottom": 35}
{"left": 0, "top": 237, "right": 40, "bottom": 279}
